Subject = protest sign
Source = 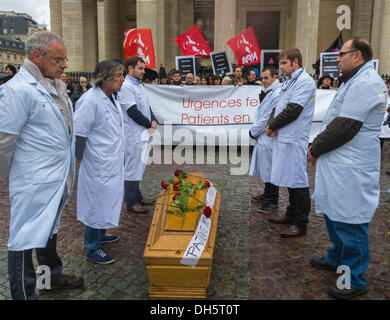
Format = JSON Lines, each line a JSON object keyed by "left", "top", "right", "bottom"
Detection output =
{"left": 210, "top": 50, "right": 233, "bottom": 76}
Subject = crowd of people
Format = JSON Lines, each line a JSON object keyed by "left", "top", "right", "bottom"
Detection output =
{"left": 0, "top": 30, "right": 389, "bottom": 301}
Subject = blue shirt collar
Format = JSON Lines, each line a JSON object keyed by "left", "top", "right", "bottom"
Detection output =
{"left": 127, "top": 75, "right": 142, "bottom": 85}
{"left": 290, "top": 68, "right": 303, "bottom": 80}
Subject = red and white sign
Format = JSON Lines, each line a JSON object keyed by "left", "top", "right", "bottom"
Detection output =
{"left": 174, "top": 26, "right": 211, "bottom": 57}
{"left": 227, "top": 27, "right": 261, "bottom": 66}
{"left": 123, "top": 29, "right": 156, "bottom": 69}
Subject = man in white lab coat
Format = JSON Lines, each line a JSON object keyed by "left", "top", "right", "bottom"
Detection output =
{"left": 0, "top": 31, "right": 83, "bottom": 300}
{"left": 118, "top": 56, "right": 158, "bottom": 214}
{"left": 308, "top": 38, "right": 387, "bottom": 300}
{"left": 265, "top": 48, "right": 316, "bottom": 238}
{"left": 249, "top": 66, "right": 281, "bottom": 213}
{"left": 74, "top": 61, "right": 125, "bottom": 264}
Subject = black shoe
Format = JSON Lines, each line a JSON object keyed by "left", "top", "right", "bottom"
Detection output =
{"left": 268, "top": 215, "right": 293, "bottom": 225}
{"left": 310, "top": 256, "right": 337, "bottom": 271}
{"left": 251, "top": 194, "right": 271, "bottom": 203}
{"left": 50, "top": 274, "right": 84, "bottom": 290}
{"left": 127, "top": 204, "right": 149, "bottom": 214}
{"left": 328, "top": 285, "right": 368, "bottom": 300}
{"left": 258, "top": 203, "right": 279, "bottom": 213}
{"left": 279, "top": 225, "right": 307, "bottom": 238}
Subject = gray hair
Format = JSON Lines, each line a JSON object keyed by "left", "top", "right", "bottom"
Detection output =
{"left": 94, "top": 60, "right": 124, "bottom": 88}
{"left": 26, "top": 31, "right": 64, "bottom": 56}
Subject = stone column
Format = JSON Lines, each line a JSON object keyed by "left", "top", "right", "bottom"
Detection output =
{"left": 61, "top": 0, "right": 84, "bottom": 71}
{"left": 119, "top": 0, "right": 137, "bottom": 63}
{"left": 179, "top": 0, "right": 194, "bottom": 35}
{"left": 82, "top": 0, "right": 98, "bottom": 72}
{"left": 371, "top": 0, "right": 384, "bottom": 59}
{"left": 97, "top": 0, "right": 105, "bottom": 61}
{"left": 214, "top": 0, "right": 236, "bottom": 63}
{"left": 137, "top": 0, "right": 160, "bottom": 68}
{"left": 164, "top": 0, "right": 180, "bottom": 69}
{"left": 352, "top": 0, "right": 373, "bottom": 39}
{"left": 50, "top": 0, "right": 63, "bottom": 37}
{"left": 379, "top": 0, "right": 390, "bottom": 74}
{"left": 104, "top": 0, "right": 121, "bottom": 61}
{"left": 295, "top": 0, "right": 320, "bottom": 74}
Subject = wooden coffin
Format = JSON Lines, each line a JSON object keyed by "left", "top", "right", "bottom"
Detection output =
{"left": 144, "top": 173, "right": 221, "bottom": 299}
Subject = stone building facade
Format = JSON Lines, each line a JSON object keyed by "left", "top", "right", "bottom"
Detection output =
{"left": 50, "top": 0, "right": 390, "bottom": 74}
{"left": 0, "top": 37, "right": 25, "bottom": 72}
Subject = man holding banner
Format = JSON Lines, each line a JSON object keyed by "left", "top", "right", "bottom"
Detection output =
{"left": 266, "top": 49, "right": 316, "bottom": 238}
{"left": 249, "top": 66, "right": 281, "bottom": 213}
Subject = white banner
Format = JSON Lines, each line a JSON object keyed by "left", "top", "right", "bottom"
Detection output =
{"left": 145, "top": 85, "right": 390, "bottom": 146}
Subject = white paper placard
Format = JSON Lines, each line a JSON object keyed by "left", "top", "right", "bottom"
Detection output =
{"left": 180, "top": 186, "right": 216, "bottom": 268}
{"left": 180, "top": 215, "right": 212, "bottom": 268}
{"left": 206, "top": 186, "right": 216, "bottom": 208}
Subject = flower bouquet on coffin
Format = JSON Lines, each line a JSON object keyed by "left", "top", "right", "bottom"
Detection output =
{"left": 159, "top": 170, "right": 213, "bottom": 230}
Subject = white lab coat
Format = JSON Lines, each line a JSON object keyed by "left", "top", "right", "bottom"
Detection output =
{"left": 117, "top": 75, "right": 152, "bottom": 181}
{"left": 0, "top": 67, "right": 75, "bottom": 251}
{"left": 74, "top": 87, "right": 125, "bottom": 229}
{"left": 312, "top": 61, "right": 387, "bottom": 224}
{"left": 249, "top": 80, "right": 281, "bottom": 182}
{"left": 270, "top": 68, "right": 316, "bottom": 188}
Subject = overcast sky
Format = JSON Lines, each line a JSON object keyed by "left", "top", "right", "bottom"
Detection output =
{"left": 0, "top": 0, "right": 50, "bottom": 29}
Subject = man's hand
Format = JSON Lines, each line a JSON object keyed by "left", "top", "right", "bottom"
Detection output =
{"left": 307, "top": 146, "right": 318, "bottom": 167}
{"left": 265, "top": 127, "right": 278, "bottom": 137}
{"left": 151, "top": 121, "right": 157, "bottom": 129}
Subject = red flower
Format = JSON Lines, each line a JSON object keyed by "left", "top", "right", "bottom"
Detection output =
{"left": 173, "top": 192, "right": 181, "bottom": 201}
{"left": 203, "top": 206, "right": 212, "bottom": 218}
{"left": 161, "top": 181, "right": 168, "bottom": 189}
{"left": 174, "top": 170, "right": 180, "bottom": 177}
{"left": 204, "top": 181, "right": 211, "bottom": 188}
{"left": 173, "top": 182, "right": 180, "bottom": 191}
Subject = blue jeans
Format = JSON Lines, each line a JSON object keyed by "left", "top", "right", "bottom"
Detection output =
{"left": 124, "top": 180, "right": 143, "bottom": 207}
{"left": 324, "top": 215, "right": 369, "bottom": 290}
{"left": 84, "top": 226, "right": 106, "bottom": 256}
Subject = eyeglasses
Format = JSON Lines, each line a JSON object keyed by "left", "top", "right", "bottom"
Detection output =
{"left": 338, "top": 50, "right": 358, "bottom": 58}
{"left": 42, "top": 52, "right": 69, "bottom": 64}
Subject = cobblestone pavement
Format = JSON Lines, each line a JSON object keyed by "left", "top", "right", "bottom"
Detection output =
{"left": 1, "top": 144, "right": 390, "bottom": 300}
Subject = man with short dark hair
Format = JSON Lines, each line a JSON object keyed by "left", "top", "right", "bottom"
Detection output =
{"left": 118, "top": 56, "right": 158, "bottom": 214}
{"left": 233, "top": 66, "right": 246, "bottom": 86}
{"left": 309, "top": 38, "right": 388, "bottom": 300}
{"left": 250, "top": 66, "right": 281, "bottom": 212}
{"left": 266, "top": 48, "right": 316, "bottom": 238}
{"left": 245, "top": 70, "right": 259, "bottom": 85}
{"left": 171, "top": 70, "right": 182, "bottom": 86}
{"left": 5, "top": 64, "right": 17, "bottom": 75}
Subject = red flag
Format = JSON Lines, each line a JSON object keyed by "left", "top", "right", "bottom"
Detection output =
{"left": 174, "top": 26, "right": 211, "bottom": 57}
{"left": 227, "top": 27, "right": 261, "bottom": 66}
{"left": 123, "top": 29, "right": 156, "bottom": 69}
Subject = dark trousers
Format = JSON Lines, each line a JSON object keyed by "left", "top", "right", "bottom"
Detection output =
{"left": 124, "top": 180, "right": 143, "bottom": 207}
{"left": 263, "top": 182, "right": 279, "bottom": 205}
{"left": 8, "top": 234, "right": 63, "bottom": 300}
{"left": 285, "top": 187, "right": 311, "bottom": 229}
